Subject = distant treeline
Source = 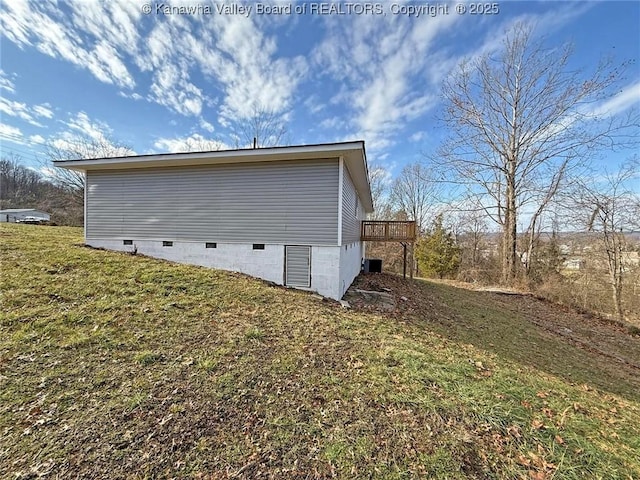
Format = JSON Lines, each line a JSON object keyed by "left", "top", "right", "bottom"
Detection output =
{"left": 0, "top": 157, "right": 83, "bottom": 226}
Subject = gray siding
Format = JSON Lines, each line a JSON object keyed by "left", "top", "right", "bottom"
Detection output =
{"left": 341, "top": 166, "right": 361, "bottom": 244}
{"left": 86, "top": 159, "right": 339, "bottom": 245}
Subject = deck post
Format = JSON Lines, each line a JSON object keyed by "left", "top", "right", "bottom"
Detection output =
{"left": 403, "top": 243, "right": 407, "bottom": 279}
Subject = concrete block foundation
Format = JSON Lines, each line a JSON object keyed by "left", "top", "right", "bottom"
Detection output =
{"left": 86, "top": 238, "right": 362, "bottom": 300}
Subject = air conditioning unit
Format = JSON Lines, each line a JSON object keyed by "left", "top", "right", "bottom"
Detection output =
{"left": 363, "top": 258, "right": 382, "bottom": 273}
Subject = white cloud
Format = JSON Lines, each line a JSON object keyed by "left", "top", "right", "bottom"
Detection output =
{"left": 0, "top": 70, "right": 15, "bottom": 93}
{"left": 32, "top": 104, "right": 53, "bottom": 119}
{"left": 135, "top": 13, "right": 308, "bottom": 120}
{"left": 313, "top": 14, "right": 458, "bottom": 151}
{"left": 319, "top": 116, "right": 345, "bottom": 130}
{"left": 591, "top": 82, "right": 640, "bottom": 118}
{"left": 431, "top": 4, "right": 597, "bottom": 88}
{"left": 85, "top": 40, "right": 135, "bottom": 89}
{"left": 187, "top": 14, "right": 308, "bottom": 121}
{"left": 0, "top": 0, "right": 137, "bottom": 90}
{"left": 409, "top": 131, "right": 426, "bottom": 142}
{"left": 50, "top": 112, "right": 133, "bottom": 158}
{"left": 303, "top": 96, "right": 326, "bottom": 115}
{"left": 118, "top": 91, "right": 143, "bottom": 101}
{"left": 200, "top": 119, "right": 215, "bottom": 133}
{"left": 63, "top": 112, "right": 112, "bottom": 142}
{"left": 67, "top": 0, "right": 141, "bottom": 56}
{"left": 1, "top": 0, "right": 307, "bottom": 121}
{"left": 153, "top": 133, "right": 228, "bottom": 153}
{"left": 0, "top": 98, "right": 53, "bottom": 127}
{"left": 149, "top": 63, "right": 203, "bottom": 116}
{"left": 134, "top": 18, "right": 205, "bottom": 116}
{"left": 0, "top": 122, "right": 25, "bottom": 144}
{"left": 29, "top": 134, "right": 45, "bottom": 144}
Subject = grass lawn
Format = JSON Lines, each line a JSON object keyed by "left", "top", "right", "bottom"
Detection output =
{"left": 1, "top": 223, "right": 639, "bottom": 479}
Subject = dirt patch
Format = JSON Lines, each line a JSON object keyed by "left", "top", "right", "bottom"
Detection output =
{"left": 343, "top": 288, "right": 396, "bottom": 311}
{"left": 348, "top": 273, "right": 438, "bottom": 315}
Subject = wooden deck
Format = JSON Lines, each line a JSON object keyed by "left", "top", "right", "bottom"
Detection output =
{"left": 360, "top": 220, "right": 416, "bottom": 242}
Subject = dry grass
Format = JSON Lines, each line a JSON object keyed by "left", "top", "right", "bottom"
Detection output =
{"left": 1, "top": 224, "right": 639, "bottom": 479}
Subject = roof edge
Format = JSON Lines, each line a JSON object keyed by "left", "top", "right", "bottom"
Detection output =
{"left": 53, "top": 140, "right": 365, "bottom": 168}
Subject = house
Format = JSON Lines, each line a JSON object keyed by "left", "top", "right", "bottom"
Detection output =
{"left": 563, "top": 257, "right": 585, "bottom": 271}
{"left": 0, "top": 208, "right": 50, "bottom": 223}
{"left": 54, "top": 141, "right": 374, "bottom": 300}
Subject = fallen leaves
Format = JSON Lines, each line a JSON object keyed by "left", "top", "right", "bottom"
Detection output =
{"left": 531, "top": 419, "right": 545, "bottom": 430}
{"left": 3, "top": 225, "right": 640, "bottom": 479}
{"left": 517, "top": 445, "right": 558, "bottom": 479}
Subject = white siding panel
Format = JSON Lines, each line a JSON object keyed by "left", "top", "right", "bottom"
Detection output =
{"left": 86, "top": 159, "right": 339, "bottom": 245}
{"left": 341, "top": 167, "right": 361, "bottom": 244}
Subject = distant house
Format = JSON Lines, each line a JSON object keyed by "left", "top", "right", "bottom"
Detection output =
{"left": 563, "top": 257, "right": 585, "bottom": 271}
{"left": 54, "top": 141, "right": 374, "bottom": 300}
{"left": 0, "top": 209, "right": 50, "bottom": 223}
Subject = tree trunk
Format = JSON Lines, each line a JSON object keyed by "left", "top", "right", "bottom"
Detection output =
{"left": 611, "top": 277, "right": 623, "bottom": 322}
{"left": 608, "top": 256, "right": 624, "bottom": 322}
{"left": 502, "top": 165, "right": 518, "bottom": 284}
{"left": 604, "top": 230, "right": 625, "bottom": 322}
{"left": 525, "top": 216, "right": 539, "bottom": 277}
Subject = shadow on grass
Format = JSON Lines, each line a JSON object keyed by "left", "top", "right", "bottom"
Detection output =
{"left": 410, "top": 279, "right": 640, "bottom": 402}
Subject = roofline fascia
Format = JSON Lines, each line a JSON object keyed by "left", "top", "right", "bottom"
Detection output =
{"left": 52, "top": 141, "right": 365, "bottom": 169}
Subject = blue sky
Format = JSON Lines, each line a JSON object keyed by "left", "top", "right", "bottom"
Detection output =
{"left": 1, "top": 0, "right": 638, "bottom": 183}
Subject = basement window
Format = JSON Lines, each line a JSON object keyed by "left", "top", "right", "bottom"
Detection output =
{"left": 163, "top": 241, "right": 173, "bottom": 247}
{"left": 123, "top": 240, "right": 133, "bottom": 245}
{"left": 205, "top": 242, "right": 217, "bottom": 249}
{"left": 253, "top": 244, "right": 265, "bottom": 250}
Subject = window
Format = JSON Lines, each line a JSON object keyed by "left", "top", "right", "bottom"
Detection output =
{"left": 355, "top": 197, "right": 359, "bottom": 217}
{"left": 205, "top": 242, "right": 217, "bottom": 249}
{"left": 163, "top": 241, "right": 173, "bottom": 247}
{"left": 253, "top": 244, "right": 265, "bottom": 250}
{"left": 123, "top": 240, "right": 133, "bottom": 245}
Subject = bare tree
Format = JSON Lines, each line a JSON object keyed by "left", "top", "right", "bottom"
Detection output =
{"left": 438, "top": 22, "right": 638, "bottom": 284}
{"left": 43, "top": 135, "right": 133, "bottom": 205}
{"left": 231, "top": 102, "right": 288, "bottom": 148}
{"left": 455, "top": 209, "right": 490, "bottom": 278}
{"left": 0, "top": 154, "right": 86, "bottom": 225}
{"left": 368, "top": 162, "right": 392, "bottom": 219}
{"left": 390, "top": 162, "right": 442, "bottom": 277}
{"left": 164, "top": 136, "right": 225, "bottom": 153}
{"left": 1, "top": 154, "right": 49, "bottom": 209}
{"left": 390, "top": 162, "right": 441, "bottom": 232}
{"left": 571, "top": 158, "right": 639, "bottom": 322}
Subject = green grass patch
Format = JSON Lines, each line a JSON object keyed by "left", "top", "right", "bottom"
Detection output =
{"left": 1, "top": 223, "right": 639, "bottom": 478}
{"left": 413, "top": 280, "right": 640, "bottom": 400}
{"left": 244, "top": 326, "right": 265, "bottom": 341}
{"left": 134, "top": 350, "right": 164, "bottom": 365}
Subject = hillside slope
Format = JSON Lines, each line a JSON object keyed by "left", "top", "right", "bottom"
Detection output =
{"left": 1, "top": 224, "right": 639, "bottom": 479}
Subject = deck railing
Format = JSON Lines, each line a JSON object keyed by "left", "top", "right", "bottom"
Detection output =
{"left": 361, "top": 220, "right": 417, "bottom": 242}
